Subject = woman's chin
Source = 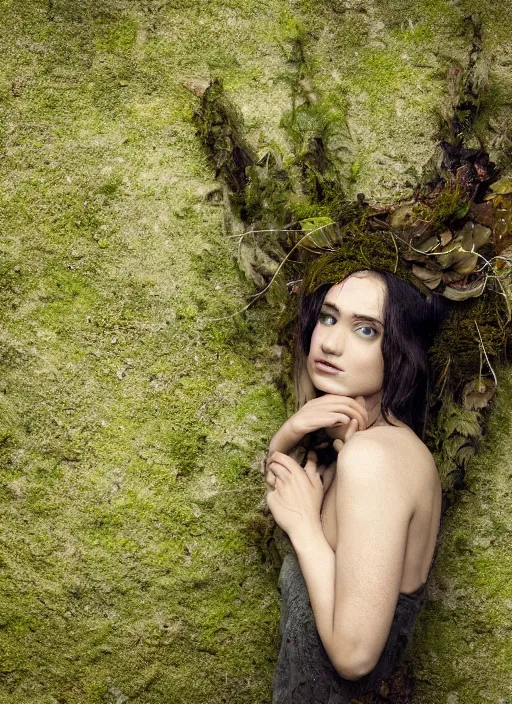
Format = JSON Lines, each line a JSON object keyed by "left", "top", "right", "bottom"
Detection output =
{"left": 313, "top": 382, "right": 355, "bottom": 397}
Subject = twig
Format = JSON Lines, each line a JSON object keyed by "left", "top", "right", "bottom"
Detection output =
{"left": 475, "top": 321, "right": 498, "bottom": 388}
{"left": 206, "top": 222, "right": 335, "bottom": 321}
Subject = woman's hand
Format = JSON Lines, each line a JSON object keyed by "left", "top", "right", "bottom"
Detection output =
{"left": 265, "top": 451, "right": 324, "bottom": 541}
{"left": 266, "top": 395, "right": 368, "bottom": 466}
{"left": 288, "top": 394, "right": 368, "bottom": 438}
{"left": 332, "top": 411, "right": 362, "bottom": 448}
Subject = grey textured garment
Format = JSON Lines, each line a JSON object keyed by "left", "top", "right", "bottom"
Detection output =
{"left": 272, "top": 552, "right": 430, "bottom": 704}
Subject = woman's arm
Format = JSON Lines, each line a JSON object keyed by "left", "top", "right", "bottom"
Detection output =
{"left": 290, "top": 432, "right": 414, "bottom": 680}
{"left": 267, "top": 395, "right": 369, "bottom": 459}
{"left": 267, "top": 418, "right": 304, "bottom": 457}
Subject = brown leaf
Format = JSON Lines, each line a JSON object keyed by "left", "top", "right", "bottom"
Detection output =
{"left": 442, "top": 270, "right": 465, "bottom": 285}
{"left": 453, "top": 251, "right": 478, "bottom": 275}
{"left": 470, "top": 201, "right": 494, "bottom": 228}
{"left": 440, "top": 230, "right": 453, "bottom": 246}
{"left": 462, "top": 377, "right": 496, "bottom": 410}
{"left": 416, "top": 236, "right": 441, "bottom": 254}
{"left": 403, "top": 248, "right": 430, "bottom": 265}
{"left": 412, "top": 265, "right": 442, "bottom": 289}
{"left": 443, "top": 277, "right": 486, "bottom": 300}
{"left": 472, "top": 223, "right": 491, "bottom": 248}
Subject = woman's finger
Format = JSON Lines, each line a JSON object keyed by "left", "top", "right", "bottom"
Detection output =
{"left": 333, "top": 439, "right": 344, "bottom": 453}
{"left": 268, "top": 462, "right": 292, "bottom": 481}
{"left": 265, "top": 469, "right": 277, "bottom": 487}
{"left": 354, "top": 396, "right": 367, "bottom": 415}
{"left": 333, "top": 413, "right": 350, "bottom": 425}
{"left": 345, "top": 417, "right": 359, "bottom": 441}
{"left": 324, "top": 401, "right": 367, "bottom": 430}
{"left": 304, "top": 451, "right": 321, "bottom": 486}
{"left": 322, "top": 395, "right": 369, "bottom": 425}
{"left": 330, "top": 407, "right": 366, "bottom": 430}
{"left": 322, "top": 393, "right": 368, "bottom": 414}
{"left": 269, "top": 452, "right": 300, "bottom": 474}
{"left": 340, "top": 405, "right": 367, "bottom": 430}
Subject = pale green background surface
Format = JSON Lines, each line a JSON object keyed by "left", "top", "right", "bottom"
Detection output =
{"left": 1, "top": 1, "right": 511, "bottom": 702}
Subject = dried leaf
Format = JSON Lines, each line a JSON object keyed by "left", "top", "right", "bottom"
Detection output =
{"left": 493, "top": 196, "right": 512, "bottom": 254}
{"left": 453, "top": 251, "right": 478, "bottom": 275}
{"left": 438, "top": 231, "right": 471, "bottom": 269}
{"left": 470, "top": 201, "right": 494, "bottom": 228}
{"left": 442, "top": 270, "right": 465, "bottom": 285}
{"left": 438, "top": 242, "right": 458, "bottom": 269}
{"left": 443, "top": 277, "right": 486, "bottom": 300}
{"left": 412, "top": 265, "right": 442, "bottom": 289}
{"left": 472, "top": 223, "right": 491, "bottom": 248}
{"left": 417, "top": 236, "right": 441, "bottom": 254}
{"left": 437, "top": 223, "right": 488, "bottom": 273}
{"left": 440, "top": 230, "right": 453, "bottom": 246}
{"left": 403, "top": 248, "right": 430, "bottom": 265}
{"left": 459, "top": 222, "right": 474, "bottom": 250}
{"left": 462, "top": 377, "right": 496, "bottom": 410}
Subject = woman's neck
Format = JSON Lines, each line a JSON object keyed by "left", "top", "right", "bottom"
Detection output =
{"left": 325, "top": 390, "right": 384, "bottom": 442}
{"left": 363, "top": 390, "right": 383, "bottom": 428}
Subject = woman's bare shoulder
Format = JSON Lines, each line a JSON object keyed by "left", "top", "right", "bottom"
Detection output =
{"left": 340, "top": 422, "right": 437, "bottom": 478}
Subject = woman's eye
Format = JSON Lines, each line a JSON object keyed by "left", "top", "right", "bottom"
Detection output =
{"left": 319, "top": 313, "right": 336, "bottom": 326}
{"left": 356, "top": 325, "right": 378, "bottom": 338}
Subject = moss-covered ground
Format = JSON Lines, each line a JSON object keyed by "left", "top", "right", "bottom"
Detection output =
{"left": 1, "top": 0, "right": 512, "bottom": 702}
{"left": 413, "top": 367, "right": 512, "bottom": 703}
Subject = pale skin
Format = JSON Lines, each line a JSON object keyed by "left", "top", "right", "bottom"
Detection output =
{"left": 265, "top": 272, "right": 442, "bottom": 681}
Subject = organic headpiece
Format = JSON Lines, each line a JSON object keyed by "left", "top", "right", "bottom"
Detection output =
{"left": 192, "top": 44, "right": 512, "bottom": 496}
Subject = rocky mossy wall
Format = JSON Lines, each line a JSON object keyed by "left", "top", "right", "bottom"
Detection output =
{"left": 1, "top": 1, "right": 511, "bottom": 703}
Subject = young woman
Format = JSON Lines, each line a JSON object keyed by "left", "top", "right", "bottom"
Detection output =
{"left": 265, "top": 269, "right": 448, "bottom": 702}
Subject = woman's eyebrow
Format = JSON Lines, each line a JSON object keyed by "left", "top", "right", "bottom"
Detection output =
{"left": 322, "top": 301, "right": 383, "bottom": 326}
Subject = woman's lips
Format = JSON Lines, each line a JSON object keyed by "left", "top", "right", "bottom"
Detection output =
{"left": 314, "top": 360, "right": 343, "bottom": 375}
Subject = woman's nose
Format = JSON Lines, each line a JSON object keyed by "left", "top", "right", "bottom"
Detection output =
{"left": 321, "top": 330, "right": 343, "bottom": 356}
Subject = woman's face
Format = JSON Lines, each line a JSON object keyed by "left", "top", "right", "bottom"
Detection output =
{"left": 306, "top": 272, "right": 386, "bottom": 399}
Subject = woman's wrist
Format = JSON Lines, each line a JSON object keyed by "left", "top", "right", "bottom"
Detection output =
{"left": 290, "top": 517, "right": 326, "bottom": 555}
{"left": 287, "top": 413, "right": 309, "bottom": 441}
{"left": 269, "top": 418, "right": 304, "bottom": 456}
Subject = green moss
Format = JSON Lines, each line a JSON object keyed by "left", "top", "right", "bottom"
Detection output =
{"left": 429, "top": 183, "right": 471, "bottom": 230}
{"left": 390, "top": 23, "right": 435, "bottom": 44}
{"left": 413, "top": 368, "right": 512, "bottom": 702}
{"left": 356, "top": 49, "right": 418, "bottom": 100}
{"left": 94, "top": 16, "right": 138, "bottom": 54}
{"left": 0, "top": 0, "right": 288, "bottom": 699}
{"left": 4, "top": 0, "right": 512, "bottom": 702}
{"left": 452, "top": 532, "right": 472, "bottom": 554}
{"left": 429, "top": 293, "right": 509, "bottom": 388}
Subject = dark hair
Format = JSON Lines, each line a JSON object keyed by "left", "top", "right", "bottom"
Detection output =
{"left": 297, "top": 270, "right": 450, "bottom": 438}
